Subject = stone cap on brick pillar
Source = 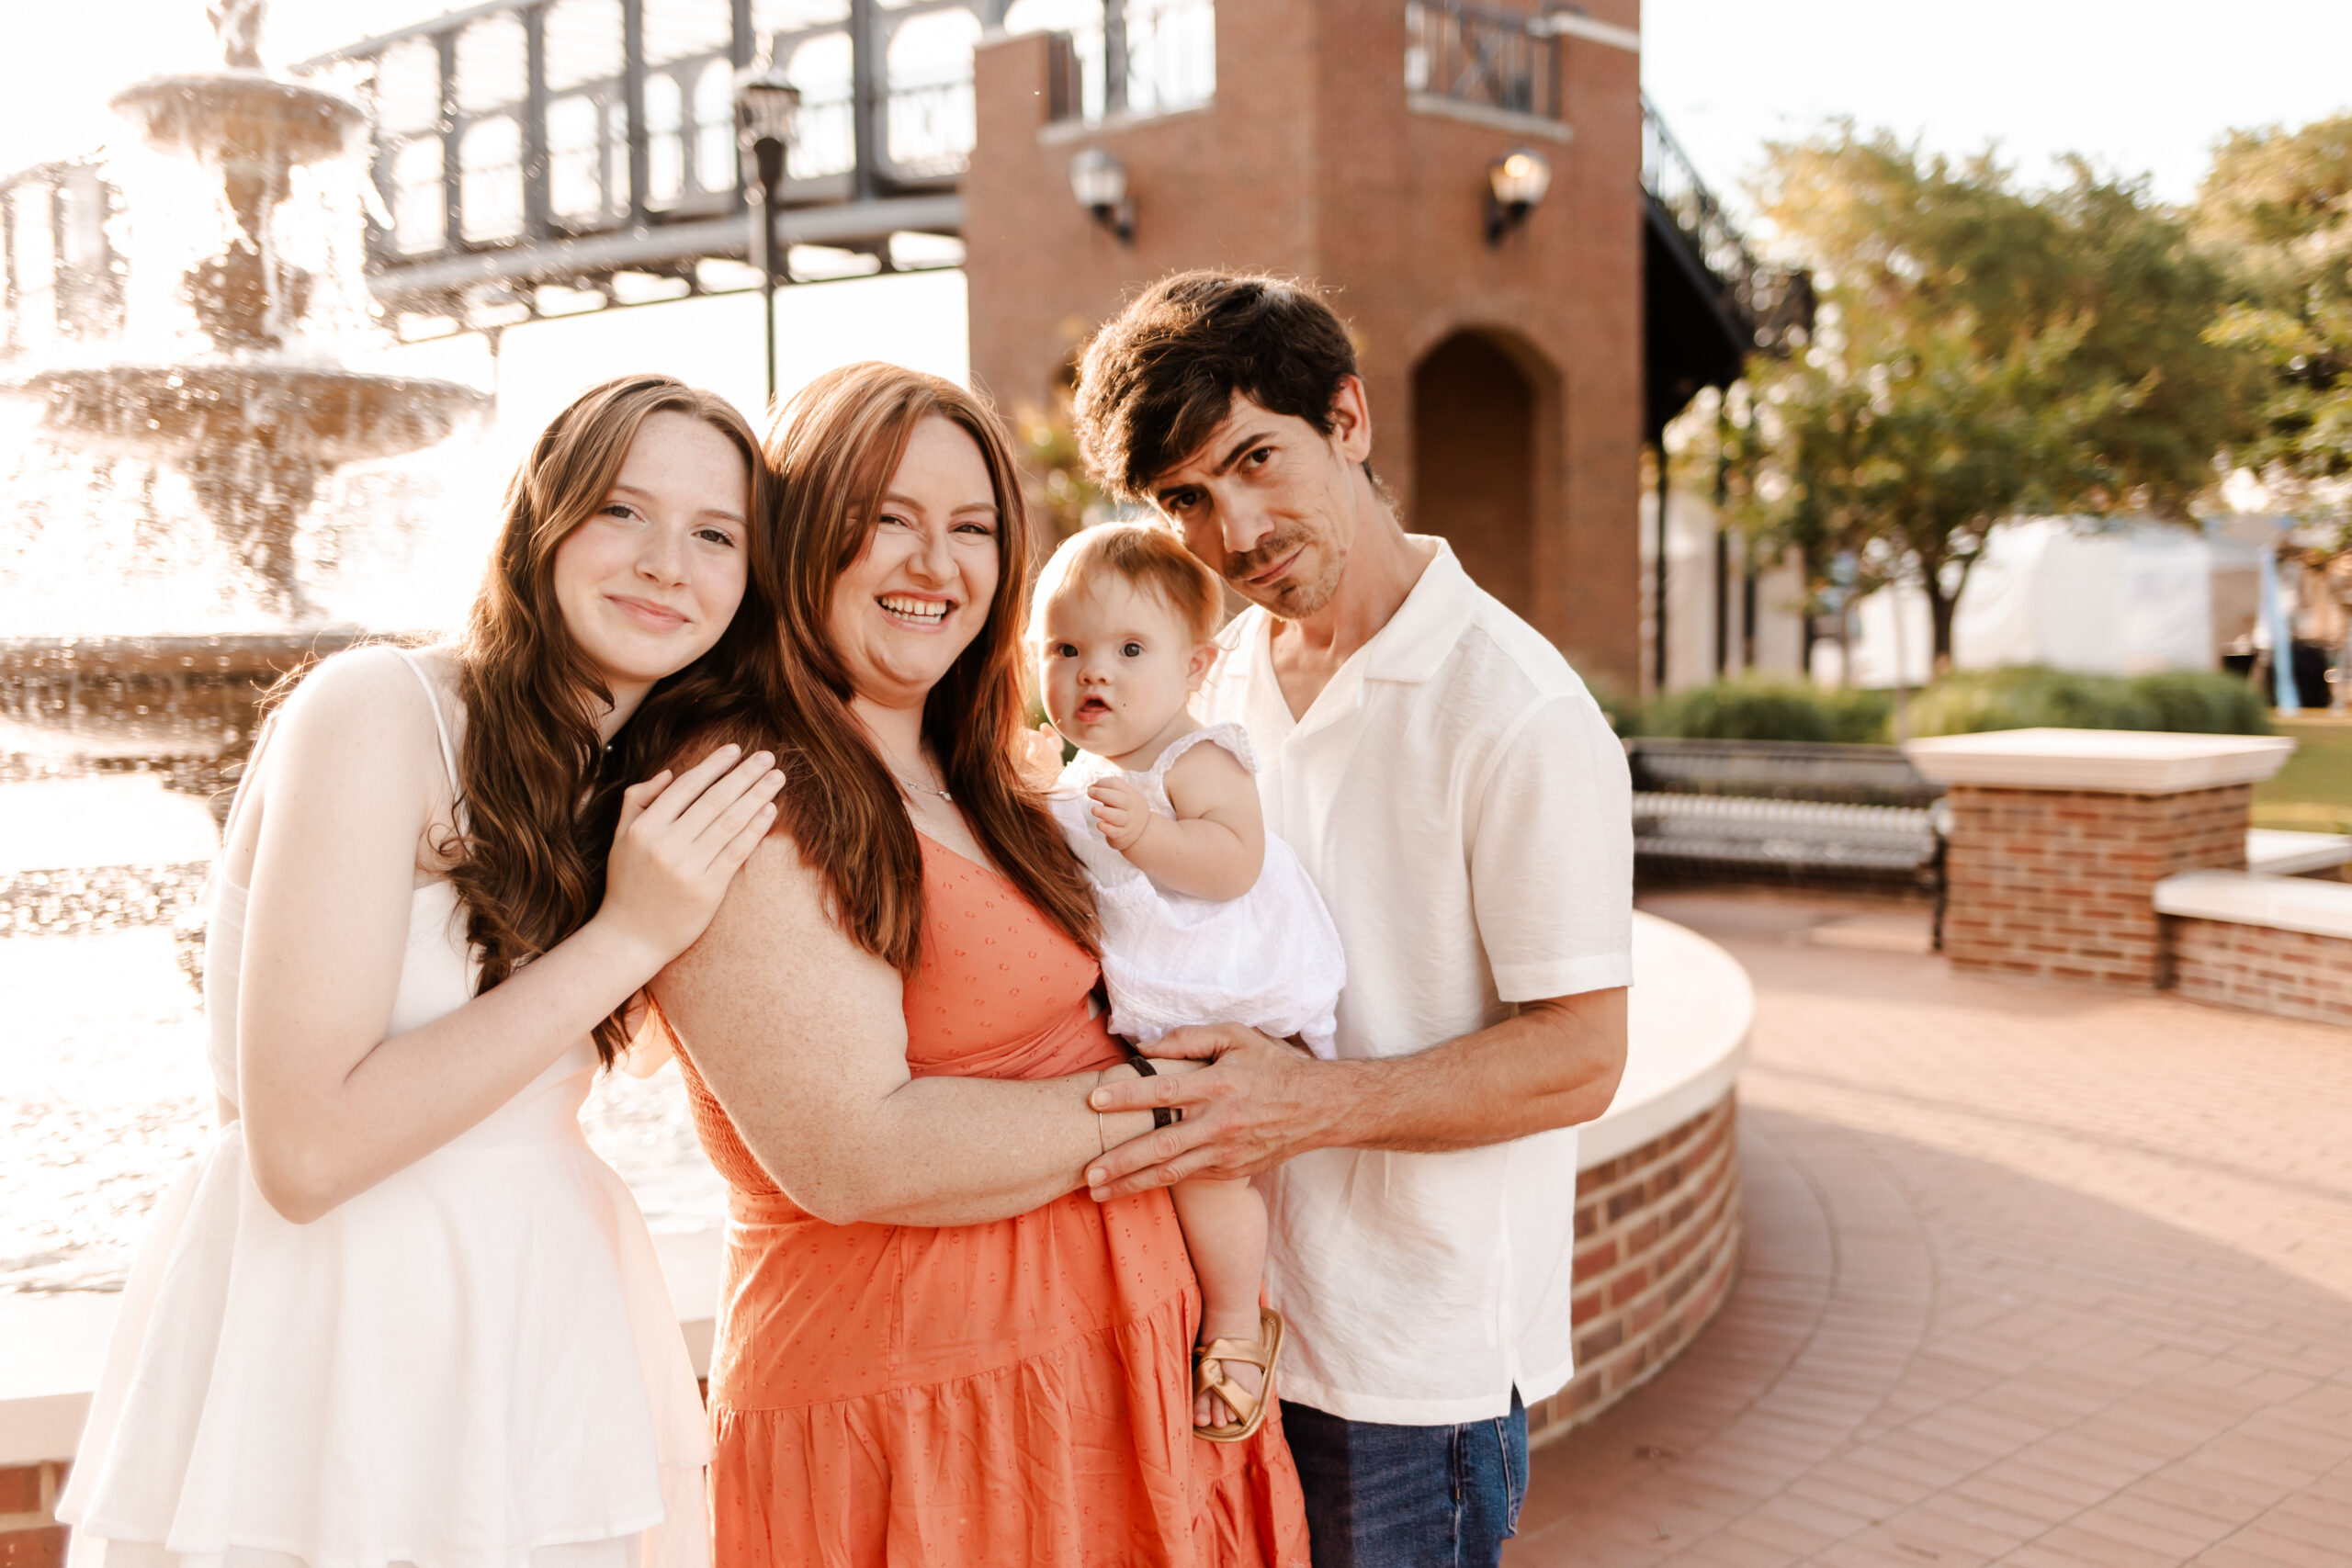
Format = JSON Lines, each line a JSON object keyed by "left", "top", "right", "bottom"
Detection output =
{"left": 2154, "top": 868, "right": 2352, "bottom": 940}
{"left": 1901, "top": 727, "right": 2294, "bottom": 795}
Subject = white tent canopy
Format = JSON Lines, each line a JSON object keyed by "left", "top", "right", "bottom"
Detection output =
{"left": 1842, "top": 517, "right": 2264, "bottom": 688}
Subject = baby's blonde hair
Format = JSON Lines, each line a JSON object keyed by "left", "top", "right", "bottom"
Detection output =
{"left": 1035, "top": 524, "right": 1224, "bottom": 645}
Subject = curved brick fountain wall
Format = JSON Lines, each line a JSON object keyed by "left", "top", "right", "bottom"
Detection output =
{"left": 1531, "top": 1093, "right": 1744, "bottom": 1442}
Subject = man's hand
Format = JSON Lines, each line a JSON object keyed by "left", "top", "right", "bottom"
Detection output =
{"left": 1088, "top": 775, "right": 1153, "bottom": 852}
{"left": 1085, "top": 990, "right": 1628, "bottom": 1198}
{"left": 1084, "top": 1023, "right": 1340, "bottom": 1198}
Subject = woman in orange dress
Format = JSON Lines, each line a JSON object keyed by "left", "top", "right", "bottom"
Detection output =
{"left": 634, "top": 362, "right": 1309, "bottom": 1567}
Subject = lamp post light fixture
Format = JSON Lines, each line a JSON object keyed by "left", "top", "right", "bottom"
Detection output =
{"left": 1069, "top": 147, "right": 1135, "bottom": 244}
{"left": 735, "top": 61, "right": 799, "bottom": 405}
{"left": 1485, "top": 147, "right": 1552, "bottom": 247}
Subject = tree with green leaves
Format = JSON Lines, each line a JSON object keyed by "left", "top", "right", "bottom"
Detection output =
{"left": 2197, "top": 115, "right": 2352, "bottom": 545}
{"left": 1699, "top": 129, "right": 2256, "bottom": 669}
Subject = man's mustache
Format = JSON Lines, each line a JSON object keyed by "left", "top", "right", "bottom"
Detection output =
{"left": 1224, "top": 530, "right": 1307, "bottom": 583}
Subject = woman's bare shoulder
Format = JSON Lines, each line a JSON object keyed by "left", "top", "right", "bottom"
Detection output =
{"left": 665, "top": 830, "right": 844, "bottom": 980}
{"left": 656, "top": 828, "right": 904, "bottom": 1042}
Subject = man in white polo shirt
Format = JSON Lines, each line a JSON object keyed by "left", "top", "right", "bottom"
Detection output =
{"left": 1077, "top": 271, "right": 1633, "bottom": 1567}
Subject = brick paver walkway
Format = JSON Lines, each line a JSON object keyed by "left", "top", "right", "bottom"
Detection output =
{"left": 1510, "top": 889, "right": 2352, "bottom": 1568}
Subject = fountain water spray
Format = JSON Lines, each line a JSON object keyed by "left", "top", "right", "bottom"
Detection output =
{"left": 1, "top": 0, "right": 489, "bottom": 804}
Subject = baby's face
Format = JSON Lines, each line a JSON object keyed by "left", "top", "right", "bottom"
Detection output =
{"left": 1037, "top": 575, "right": 1212, "bottom": 763}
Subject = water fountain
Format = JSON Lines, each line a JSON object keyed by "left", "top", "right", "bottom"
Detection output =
{"left": 0, "top": 0, "right": 488, "bottom": 807}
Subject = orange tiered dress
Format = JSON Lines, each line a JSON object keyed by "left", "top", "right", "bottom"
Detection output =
{"left": 674, "top": 834, "right": 1311, "bottom": 1567}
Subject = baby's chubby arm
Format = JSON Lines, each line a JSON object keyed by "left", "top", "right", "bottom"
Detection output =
{"left": 1089, "top": 740, "right": 1266, "bottom": 900}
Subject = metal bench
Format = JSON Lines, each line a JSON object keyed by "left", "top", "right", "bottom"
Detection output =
{"left": 1626, "top": 739, "right": 1946, "bottom": 888}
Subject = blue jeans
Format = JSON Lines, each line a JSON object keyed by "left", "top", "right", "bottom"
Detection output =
{"left": 1280, "top": 1389, "right": 1527, "bottom": 1568}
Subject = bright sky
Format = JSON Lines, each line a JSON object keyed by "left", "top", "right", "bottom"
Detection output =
{"left": 10, "top": 1, "right": 2352, "bottom": 200}
{"left": 7, "top": 0, "right": 2352, "bottom": 415}
{"left": 1643, "top": 0, "right": 2352, "bottom": 214}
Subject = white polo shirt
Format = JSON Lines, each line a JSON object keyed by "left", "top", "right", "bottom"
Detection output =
{"left": 1194, "top": 538, "right": 1633, "bottom": 1426}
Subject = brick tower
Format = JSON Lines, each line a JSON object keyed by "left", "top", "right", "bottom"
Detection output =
{"left": 964, "top": 0, "right": 1646, "bottom": 692}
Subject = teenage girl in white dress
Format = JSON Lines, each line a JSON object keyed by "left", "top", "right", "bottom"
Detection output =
{"left": 59, "top": 376, "right": 789, "bottom": 1568}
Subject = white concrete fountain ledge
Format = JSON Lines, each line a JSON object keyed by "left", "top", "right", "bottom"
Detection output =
{"left": 0, "top": 911, "right": 1751, "bottom": 1466}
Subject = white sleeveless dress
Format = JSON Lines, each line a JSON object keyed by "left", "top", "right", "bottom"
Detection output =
{"left": 1051, "top": 722, "right": 1345, "bottom": 1057}
{"left": 59, "top": 647, "right": 711, "bottom": 1568}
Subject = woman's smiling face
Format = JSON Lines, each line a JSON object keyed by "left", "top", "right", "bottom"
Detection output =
{"left": 826, "top": 415, "right": 1002, "bottom": 712}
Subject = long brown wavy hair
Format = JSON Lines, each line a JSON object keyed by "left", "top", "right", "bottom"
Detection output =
{"left": 449, "top": 374, "right": 780, "bottom": 1063}
{"left": 617, "top": 361, "right": 1094, "bottom": 973}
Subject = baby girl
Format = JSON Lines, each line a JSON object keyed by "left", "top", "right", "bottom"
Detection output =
{"left": 1031, "top": 524, "right": 1345, "bottom": 1441}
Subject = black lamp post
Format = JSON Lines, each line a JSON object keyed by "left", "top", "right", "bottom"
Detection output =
{"left": 735, "top": 61, "right": 798, "bottom": 405}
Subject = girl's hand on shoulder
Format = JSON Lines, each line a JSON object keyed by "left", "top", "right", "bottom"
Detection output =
{"left": 594, "top": 742, "right": 786, "bottom": 968}
{"left": 1088, "top": 775, "right": 1151, "bottom": 852}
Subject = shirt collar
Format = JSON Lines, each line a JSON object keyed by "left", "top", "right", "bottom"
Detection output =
{"left": 1212, "top": 536, "right": 1477, "bottom": 689}
{"left": 1360, "top": 536, "right": 1478, "bottom": 684}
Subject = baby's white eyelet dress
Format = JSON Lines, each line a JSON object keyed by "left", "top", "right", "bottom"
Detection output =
{"left": 1051, "top": 722, "right": 1345, "bottom": 1056}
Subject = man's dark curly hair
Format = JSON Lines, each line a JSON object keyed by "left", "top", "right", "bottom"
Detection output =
{"left": 1071, "top": 271, "right": 1362, "bottom": 501}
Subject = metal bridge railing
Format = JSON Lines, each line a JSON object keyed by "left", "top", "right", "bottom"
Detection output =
{"left": 1641, "top": 92, "right": 1814, "bottom": 355}
{"left": 0, "top": 161, "right": 122, "bottom": 363}
{"left": 1402, "top": 0, "right": 1559, "bottom": 122}
{"left": 285, "top": 0, "right": 1215, "bottom": 320}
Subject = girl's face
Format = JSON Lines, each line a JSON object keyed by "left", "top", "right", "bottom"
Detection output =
{"left": 1037, "top": 573, "right": 1216, "bottom": 765}
{"left": 826, "top": 416, "right": 1003, "bottom": 714}
{"left": 551, "top": 411, "right": 752, "bottom": 733}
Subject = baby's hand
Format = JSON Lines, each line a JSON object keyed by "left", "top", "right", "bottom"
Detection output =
{"left": 1089, "top": 776, "right": 1152, "bottom": 852}
{"left": 1015, "top": 725, "right": 1064, "bottom": 792}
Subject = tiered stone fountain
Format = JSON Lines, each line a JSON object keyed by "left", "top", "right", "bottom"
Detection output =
{"left": 1, "top": 0, "right": 486, "bottom": 809}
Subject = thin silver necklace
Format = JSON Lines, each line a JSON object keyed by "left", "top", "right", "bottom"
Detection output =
{"left": 889, "top": 760, "right": 952, "bottom": 803}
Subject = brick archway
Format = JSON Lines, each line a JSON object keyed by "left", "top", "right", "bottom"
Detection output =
{"left": 1409, "top": 330, "right": 1543, "bottom": 616}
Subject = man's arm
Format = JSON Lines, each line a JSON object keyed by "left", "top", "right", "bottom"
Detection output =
{"left": 1087, "top": 680, "right": 1633, "bottom": 1197}
{"left": 1083, "top": 987, "right": 1626, "bottom": 1197}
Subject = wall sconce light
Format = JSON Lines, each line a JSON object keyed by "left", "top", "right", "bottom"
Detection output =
{"left": 1485, "top": 148, "right": 1552, "bottom": 247}
{"left": 1069, "top": 147, "right": 1135, "bottom": 244}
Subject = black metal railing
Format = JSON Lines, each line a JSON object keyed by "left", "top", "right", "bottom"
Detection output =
{"left": 0, "top": 160, "right": 124, "bottom": 363}
{"left": 288, "top": 0, "right": 1216, "bottom": 320}
{"left": 1042, "top": 0, "right": 1216, "bottom": 125}
{"left": 1402, "top": 0, "right": 1559, "bottom": 121}
{"left": 1641, "top": 94, "right": 1813, "bottom": 355}
{"left": 284, "top": 0, "right": 1004, "bottom": 320}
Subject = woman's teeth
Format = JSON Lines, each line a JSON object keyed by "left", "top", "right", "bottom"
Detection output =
{"left": 880, "top": 595, "right": 949, "bottom": 624}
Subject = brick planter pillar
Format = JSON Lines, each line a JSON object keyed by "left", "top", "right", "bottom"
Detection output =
{"left": 1903, "top": 728, "right": 2294, "bottom": 988}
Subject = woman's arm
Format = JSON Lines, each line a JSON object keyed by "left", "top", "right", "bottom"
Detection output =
{"left": 237, "top": 652, "right": 780, "bottom": 1223}
{"left": 1088, "top": 740, "right": 1264, "bottom": 900}
{"left": 652, "top": 836, "right": 1155, "bottom": 1228}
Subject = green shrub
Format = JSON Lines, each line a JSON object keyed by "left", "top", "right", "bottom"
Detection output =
{"left": 1905, "top": 666, "right": 2268, "bottom": 738}
{"left": 1627, "top": 666, "right": 2266, "bottom": 746}
{"left": 1638, "top": 676, "right": 1838, "bottom": 742}
{"left": 1819, "top": 686, "right": 1896, "bottom": 744}
{"left": 2128, "top": 670, "right": 2271, "bottom": 735}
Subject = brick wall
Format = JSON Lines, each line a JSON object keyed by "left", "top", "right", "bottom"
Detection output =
{"left": 0, "top": 1461, "right": 64, "bottom": 1568}
{"left": 2165, "top": 917, "right": 2352, "bottom": 1027}
{"left": 1941, "top": 784, "right": 2250, "bottom": 987}
{"left": 1531, "top": 1094, "right": 1743, "bottom": 1444}
{"left": 965, "top": 0, "right": 1647, "bottom": 691}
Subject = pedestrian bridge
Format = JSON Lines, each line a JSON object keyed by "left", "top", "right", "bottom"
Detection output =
{"left": 6, "top": 1, "right": 1801, "bottom": 428}
{"left": 289, "top": 0, "right": 1217, "bottom": 326}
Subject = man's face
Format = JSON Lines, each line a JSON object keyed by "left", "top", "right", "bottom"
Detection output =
{"left": 1146, "top": 386, "right": 1371, "bottom": 620}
